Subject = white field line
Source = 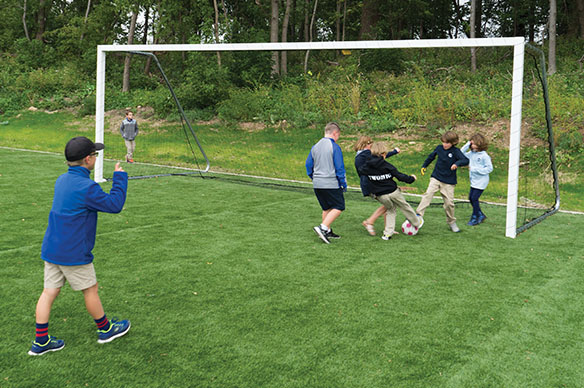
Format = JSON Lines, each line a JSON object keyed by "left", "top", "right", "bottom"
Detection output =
{"left": 2, "top": 145, "right": 582, "bottom": 216}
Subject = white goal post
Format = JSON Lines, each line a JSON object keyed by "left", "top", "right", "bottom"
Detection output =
{"left": 95, "top": 37, "right": 525, "bottom": 238}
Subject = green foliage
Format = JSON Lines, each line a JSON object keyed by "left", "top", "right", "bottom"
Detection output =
{"left": 358, "top": 49, "right": 406, "bottom": 73}
{"left": 217, "top": 86, "right": 272, "bottom": 122}
{"left": 178, "top": 53, "right": 233, "bottom": 109}
{"left": 13, "top": 38, "right": 57, "bottom": 69}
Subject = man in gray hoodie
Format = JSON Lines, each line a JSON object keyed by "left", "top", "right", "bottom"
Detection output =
{"left": 305, "top": 122, "right": 347, "bottom": 244}
{"left": 120, "top": 110, "right": 139, "bottom": 163}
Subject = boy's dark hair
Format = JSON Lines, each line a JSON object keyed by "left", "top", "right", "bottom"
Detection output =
{"left": 125, "top": 109, "right": 133, "bottom": 116}
{"left": 441, "top": 131, "right": 459, "bottom": 145}
{"left": 471, "top": 133, "right": 489, "bottom": 151}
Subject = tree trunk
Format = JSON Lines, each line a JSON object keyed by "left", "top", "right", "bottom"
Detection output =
{"left": 474, "top": 0, "right": 482, "bottom": 37}
{"left": 342, "top": 0, "right": 347, "bottom": 41}
{"left": 290, "top": 0, "right": 296, "bottom": 41}
{"left": 549, "top": 0, "right": 557, "bottom": 75}
{"left": 335, "top": 0, "right": 341, "bottom": 57}
{"left": 213, "top": 0, "right": 222, "bottom": 67}
{"left": 304, "top": 0, "right": 309, "bottom": 41}
{"left": 304, "top": 0, "right": 318, "bottom": 73}
{"left": 142, "top": 6, "right": 149, "bottom": 44}
{"left": 281, "top": 0, "right": 292, "bottom": 75}
{"left": 80, "top": 0, "right": 91, "bottom": 41}
{"left": 470, "top": 0, "right": 477, "bottom": 72}
{"left": 335, "top": 0, "right": 341, "bottom": 41}
{"left": 359, "top": 0, "right": 379, "bottom": 39}
{"left": 122, "top": 10, "right": 138, "bottom": 93}
{"left": 35, "top": 0, "right": 48, "bottom": 41}
{"left": 577, "top": 0, "right": 584, "bottom": 39}
{"left": 270, "top": 0, "right": 279, "bottom": 76}
{"left": 22, "top": 0, "right": 30, "bottom": 41}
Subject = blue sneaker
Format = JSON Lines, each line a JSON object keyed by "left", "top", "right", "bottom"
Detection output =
{"left": 477, "top": 213, "right": 487, "bottom": 224}
{"left": 97, "top": 319, "right": 131, "bottom": 344}
{"left": 28, "top": 336, "right": 65, "bottom": 356}
{"left": 467, "top": 216, "right": 479, "bottom": 226}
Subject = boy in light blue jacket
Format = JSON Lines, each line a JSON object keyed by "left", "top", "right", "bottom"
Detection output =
{"left": 461, "top": 133, "right": 493, "bottom": 226}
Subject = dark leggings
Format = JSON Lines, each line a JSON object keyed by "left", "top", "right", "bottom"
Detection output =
{"left": 469, "top": 187, "right": 484, "bottom": 218}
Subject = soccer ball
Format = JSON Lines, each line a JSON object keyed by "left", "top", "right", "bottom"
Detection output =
{"left": 401, "top": 219, "right": 419, "bottom": 236}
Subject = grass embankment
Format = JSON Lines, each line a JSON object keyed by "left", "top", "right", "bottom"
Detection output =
{"left": 0, "top": 110, "right": 582, "bottom": 212}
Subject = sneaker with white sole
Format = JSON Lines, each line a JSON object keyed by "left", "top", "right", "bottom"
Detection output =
{"left": 417, "top": 215, "right": 424, "bottom": 230}
{"left": 381, "top": 234, "right": 392, "bottom": 240}
{"left": 28, "top": 336, "right": 65, "bottom": 356}
{"left": 97, "top": 319, "right": 131, "bottom": 344}
{"left": 449, "top": 222, "right": 461, "bottom": 233}
{"left": 313, "top": 226, "right": 330, "bottom": 244}
{"left": 326, "top": 229, "right": 340, "bottom": 239}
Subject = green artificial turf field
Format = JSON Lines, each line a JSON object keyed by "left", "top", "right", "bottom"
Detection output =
{"left": 1, "top": 147, "right": 583, "bottom": 387}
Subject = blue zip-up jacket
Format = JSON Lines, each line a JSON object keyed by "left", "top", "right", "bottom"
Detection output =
{"left": 355, "top": 148, "right": 398, "bottom": 196}
{"left": 461, "top": 141, "right": 493, "bottom": 190}
{"left": 305, "top": 137, "right": 347, "bottom": 190}
{"left": 422, "top": 145, "right": 469, "bottom": 185}
{"left": 41, "top": 166, "right": 128, "bottom": 266}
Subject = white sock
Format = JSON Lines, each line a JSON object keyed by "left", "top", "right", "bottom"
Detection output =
{"left": 320, "top": 224, "right": 330, "bottom": 232}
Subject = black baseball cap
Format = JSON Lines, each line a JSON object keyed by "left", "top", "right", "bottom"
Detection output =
{"left": 65, "top": 136, "right": 105, "bottom": 161}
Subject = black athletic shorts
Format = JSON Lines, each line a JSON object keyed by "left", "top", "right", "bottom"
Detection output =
{"left": 314, "top": 188, "right": 345, "bottom": 211}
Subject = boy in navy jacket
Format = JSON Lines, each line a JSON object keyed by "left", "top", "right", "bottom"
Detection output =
{"left": 359, "top": 142, "right": 422, "bottom": 240}
{"left": 416, "top": 131, "right": 469, "bottom": 232}
{"left": 29, "top": 137, "right": 131, "bottom": 356}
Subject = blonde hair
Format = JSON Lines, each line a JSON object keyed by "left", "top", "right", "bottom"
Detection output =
{"left": 471, "top": 133, "right": 489, "bottom": 151}
{"left": 354, "top": 135, "right": 373, "bottom": 152}
{"left": 370, "top": 142, "right": 388, "bottom": 157}
{"left": 440, "top": 131, "right": 459, "bottom": 145}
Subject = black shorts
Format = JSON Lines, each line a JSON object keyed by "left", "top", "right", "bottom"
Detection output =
{"left": 314, "top": 188, "right": 345, "bottom": 211}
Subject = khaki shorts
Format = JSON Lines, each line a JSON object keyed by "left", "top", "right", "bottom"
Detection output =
{"left": 44, "top": 261, "right": 97, "bottom": 291}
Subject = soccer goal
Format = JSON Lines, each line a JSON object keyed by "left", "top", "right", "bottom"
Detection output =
{"left": 95, "top": 38, "right": 558, "bottom": 238}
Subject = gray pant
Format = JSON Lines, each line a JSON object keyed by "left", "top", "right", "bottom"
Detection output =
{"left": 375, "top": 188, "right": 421, "bottom": 236}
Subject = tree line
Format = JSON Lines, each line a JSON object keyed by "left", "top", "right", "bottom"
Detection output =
{"left": 2, "top": 1, "right": 583, "bottom": 74}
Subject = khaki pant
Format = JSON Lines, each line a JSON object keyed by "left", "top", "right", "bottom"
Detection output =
{"left": 44, "top": 261, "right": 97, "bottom": 291}
{"left": 375, "top": 189, "right": 421, "bottom": 236}
{"left": 124, "top": 139, "right": 136, "bottom": 160}
{"left": 416, "top": 177, "right": 456, "bottom": 224}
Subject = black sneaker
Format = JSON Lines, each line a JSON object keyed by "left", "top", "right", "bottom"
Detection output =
{"left": 326, "top": 229, "right": 340, "bottom": 239}
{"left": 313, "top": 226, "right": 330, "bottom": 244}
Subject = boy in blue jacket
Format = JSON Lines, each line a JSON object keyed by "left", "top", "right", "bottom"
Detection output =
{"left": 416, "top": 131, "right": 469, "bottom": 232}
{"left": 29, "top": 136, "right": 130, "bottom": 356}
{"left": 306, "top": 122, "right": 347, "bottom": 244}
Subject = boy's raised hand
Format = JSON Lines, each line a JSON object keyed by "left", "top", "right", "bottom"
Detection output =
{"left": 115, "top": 162, "right": 125, "bottom": 172}
{"left": 450, "top": 164, "right": 458, "bottom": 170}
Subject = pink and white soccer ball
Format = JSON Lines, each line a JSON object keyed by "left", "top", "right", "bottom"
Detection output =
{"left": 401, "top": 219, "right": 419, "bottom": 235}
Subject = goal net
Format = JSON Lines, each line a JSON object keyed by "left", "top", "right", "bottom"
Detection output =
{"left": 94, "top": 38, "right": 559, "bottom": 238}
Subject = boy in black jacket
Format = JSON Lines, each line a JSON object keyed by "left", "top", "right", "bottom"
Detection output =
{"left": 359, "top": 142, "right": 423, "bottom": 240}
{"left": 416, "top": 131, "right": 469, "bottom": 233}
